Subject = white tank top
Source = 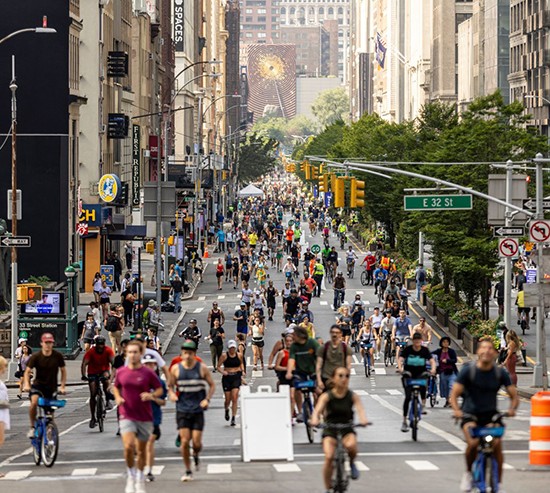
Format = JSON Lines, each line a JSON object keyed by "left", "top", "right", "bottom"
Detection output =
{"left": 370, "top": 314, "right": 384, "bottom": 328}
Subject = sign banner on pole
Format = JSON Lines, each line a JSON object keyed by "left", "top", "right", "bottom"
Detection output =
{"left": 132, "top": 125, "right": 141, "bottom": 207}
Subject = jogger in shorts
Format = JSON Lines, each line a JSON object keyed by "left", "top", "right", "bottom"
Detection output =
{"left": 113, "top": 340, "right": 163, "bottom": 493}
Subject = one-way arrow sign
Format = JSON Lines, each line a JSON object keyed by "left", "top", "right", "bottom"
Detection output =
{"left": 0, "top": 235, "right": 31, "bottom": 247}
{"left": 493, "top": 226, "right": 525, "bottom": 237}
{"left": 523, "top": 198, "right": 550, "bottom": 210}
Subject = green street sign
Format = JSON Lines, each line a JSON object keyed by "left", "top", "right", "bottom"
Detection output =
{"left": 19, "top": 331, "right": 29, "bottom": 339}
{"left": 311, "top": 244, "right": 321, "bottom": 254}
{"left": 404, "top": 194, "right": 472, "bottom": 211}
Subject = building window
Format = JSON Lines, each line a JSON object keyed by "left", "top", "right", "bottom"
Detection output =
{"left": 258, "top": 16, "right": 266, "bottom": 22}
{"left": 69, "top": 32, "right": 79, "bottom": 92}
{"left": 257, "top": 8, "right": 266, "bottom": 14}
{"left": 245, "top": 8, "right": 252, "bottom": 14}
{"left": 245, "top": 32, "right": 253, "bottom": 38}
{"left": 258, "top": 33, "right": 266, "bottom": 38}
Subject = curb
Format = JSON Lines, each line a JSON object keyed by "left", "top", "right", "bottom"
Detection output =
{"left": 411, "top": 300, "right": 537, "bottom": 401}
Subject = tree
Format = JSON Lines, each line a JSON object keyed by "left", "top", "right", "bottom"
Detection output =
{"left": 237, "top": 133, "right": 278, "bottom": 183}
{"left": 311, "top": 87, "right": 349, "bottom": 128}
{"left": 251, "top": 115, "right": 318, "bottom": 149}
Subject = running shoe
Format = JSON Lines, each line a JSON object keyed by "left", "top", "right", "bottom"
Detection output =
{"left": 400, "top": 422, "right": 409, "bottom": 433}
{"left": 181, "top": 471, "right": 193, "bottom": 482}
{"left": 230, "top": 416, "right": 236, "bottom": 427}
{"left": 460, "top": 472, "right": 472, "bottom": 492}
{"left": 194, "top": 454, "right": 200, "bottom": 471}
{"left": 125, "top": 476, "right": 135, "bottom": 493}
{"left": 225, "top": 408, "right": 230, "bottom": 421}
{"left": 135, "top": 479, "right": 146, "bottom": 493}
{"left": 350, "top": 461, "right": 360, "bottom": 480}
{"left": 146, "top": 473, "right": 155, "bottom": 482}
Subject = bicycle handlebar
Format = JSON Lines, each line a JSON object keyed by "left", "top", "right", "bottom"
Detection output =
{"left": 316, "top": 422, "right": 372, "bottom": 430}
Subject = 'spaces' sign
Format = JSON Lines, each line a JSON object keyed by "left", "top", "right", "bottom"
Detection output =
{"left": 174, "top": 0, "right": 184, "bottom": 52}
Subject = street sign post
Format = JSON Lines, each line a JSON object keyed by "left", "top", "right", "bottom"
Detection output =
{"left": 498, "top": 238, "right": 519, "bottom": 258}
{"left": 0, "top": 235, "right": 31, "bottom": 247}
{"left": 404, "top": 194, "right": 473, "bottom": 211}
{"left": 529, "top": 220, "right": 550, "bottom": 243}
{"left": 311, "top": 244, "right": 321, "bottom": 254}
{"left": 100, "top": 265, "right": 115, "bottom": 287}
{"left": 523, "top": 198, "right": 550, "bottom": 210}
{"left": 493, "top": 226, "right": 525, "bottom": 237}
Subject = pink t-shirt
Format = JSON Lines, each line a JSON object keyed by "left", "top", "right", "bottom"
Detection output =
{"left": 114, "top": 366, "right": 161, "bottom": 422}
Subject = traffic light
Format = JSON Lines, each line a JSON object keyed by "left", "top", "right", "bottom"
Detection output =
{"left": 350, "top": 178, "right": 366, "bottom": 208}
{"left": 289, "top": 163, "right": 296, "bottom": 172}
{"left": 27, "top": 285, "right": 43, "bottom": 302}
{"left": 304, "top": 162, "right": 311, "bottom": 180}
{"left": 333, "top": 177, "right": 345, "bottom": 208}
{"left": 319, "top": 174, "right": 329, "bottom": 193}
{"left": 311, "top": 166, "right": 319, "bottom": 180}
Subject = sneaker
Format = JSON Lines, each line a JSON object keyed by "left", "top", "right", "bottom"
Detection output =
{"left": 225, "top": 408, "right": 230, "bottom": 421}
{"left": 146, "top": 473, "right": 154, "bottom": 482}
{"left": 350, "top": 461, "right": 360, "bottom": 480}
{"left": 400, "top": 422, "right": 409, "bottom": 433}
{"left": 181, "top": 471, "right": 193, "bottom": 482}
{"left": 497, "top": 484, "right": 505, "bottom": 493}
{"left": 89, "top": 418, "right": 96, "bottom": 428}
{"left": 125, "top": 476, "right": 135, "bottom": 493}
{"left": 135, "top": 479, "right": 146, "bottom": 493}
{"left": 296, "top": 413, "right": 304, "bottom": 423}
{"left": 194, "top": 454, "right": 200, "bottom": 471}
{"left": 460, "top": 472, "right": 473, "bottom": 492}
{"left": 175, "top": 435, "right": 181, "bottom": 448}
{"left": 421, "top": 409, "right": 428, "bottom": 415}
{"left": 105, "top": 400, "right": 113, "bottom": 410}
{"left": 230, "top": 416, "right": 236, "bottom": 427}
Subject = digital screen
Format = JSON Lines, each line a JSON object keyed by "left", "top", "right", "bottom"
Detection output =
{"left": 23, "top": 292, "right": 63, "bottom": 315}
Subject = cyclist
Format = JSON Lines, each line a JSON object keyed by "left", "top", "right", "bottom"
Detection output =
{"left": 369, "top": 307, "right": 384, "bottom": 359}
{"left": 283, "top": 289, "right": 302, "bottom": 324}
{"left": 321, "top": 244, "right": 331, "bottom": 266}
{"left": 327, "top": 247, "right": 339, "bottom": 280}
{"left": 450, "top": 337, "right": 518, "bottom": 493}
{"left": 310, "top": 366, "right": 369, "bottom": 492}
{"left": 373, "top": 263, "right": 389, "bottom": 296}
{"left": 360, "top": 251, "right": 376, "bottom": 285}
{"left": 357, "top": 321, "right": 379, "bottom": 372}
{"left": 285, "top": 326, "right": 321, "bottom": 420}
{"left": 384, "top": 279, "right": 401, "bottom": 303}
{"left": 81, "top": 336, "right": 115, "bottom": 428}
{"left": 337, "top": 222, "right": 347, "bottom": 240}
{"left": 332, "top": 272, "right": 346, "bottom": 310}
{"left": 351, "top": 300, "right": 365, "bottom": 344}
{"left": 397, "top": 332, "right": 436, "bottom": 432}
{"left": 282, "top": 257, "right": 297, "bottom": 286}
{"left": 412, "top": 317, "right": 433, "bottom": 346}
{"left": 392, "top": 308, "right": 413, "bottom": 363}
{"left": 296, "top": 300, "right": 315, "bottom": 324}
{"left": 345, "top": 246, "right": 358, "bottom": 276}
{"left": 23, "top": 333, "right": 67, "bottom": 438}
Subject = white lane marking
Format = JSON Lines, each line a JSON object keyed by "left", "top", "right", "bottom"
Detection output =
{"left": 375, "top": 368, "right": 387, "bottom": 375}
{"left": 405, "top": 460, "right": 439, "bottom": 471}
{"left": 352, "top": 355, "right": 360, "bottom": 365}
{"left": 218, "top": 295, "right": 226, "bottom": 300}
{"left": 193, "top": 307, "right": 204, "bottom": 313}
{"left": 354, "top": 390, "right": 369, "bottom": 396}
{"left": 273, "top": 463, "right": 301, "bottom": 472}
{"left": 0, "top": 470, "right": 32, "bottom": 480}
{"left": 152, "top": 465, "right": 165, "bottom": 476}
{"left": 233, "top": 439, "right": 241, "bottom": 446}
{"left": 198, "top": 296, "right": 206, "bottom": 301}
{"left": 71, "top": 468, "right": 97, "bottom": 476}
{"left": 252, "top": 370, "right": 263, "bottom": 377}
{"left": 369, "top": 394, "right": 465, "bottom": 451}
{"left": 320, "top": 301, "right": 328, "bottom": 306}
{"left": 356, "top": 291, "right": 364, "bottom": 295}
{"left": 345, "top": 461, "right": 370, "bottom": 472}
{"left": 246, "top": 356, "right": 251, "bottom": 367}
{"left": 503, "top": 463, "right": 514, "bottom": 470}
{"left": 350, "top": 369, "right": 356, "bottom": 375}
{"left": 207, "top": 464, "right": 232, "bottom": 474}
{"left": 20, "top": 401, "right": 30, "bottom": 408}
{"left": 386, "top": 389, "right": 402, "bottom": 396}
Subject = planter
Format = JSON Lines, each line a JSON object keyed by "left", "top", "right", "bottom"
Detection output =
{"left": 462, "top": 328, "right": 479, "bottom": 354}
{"left": 405, "top": 278, "right": 416, "bottom": 291}
{"left": 435, "top": 306, "right": 449, "bottom": 327}
{"left": 426, "top": 296, "right": 436, "bottom": 316}
{"left": 448, "top": 318, "right": 466, "bottom": 340}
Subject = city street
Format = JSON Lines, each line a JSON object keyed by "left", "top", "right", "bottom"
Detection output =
{"left": 0, "top": 225, "right": 545, "bottom": 493}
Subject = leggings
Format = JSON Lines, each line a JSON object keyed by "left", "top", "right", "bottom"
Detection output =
{"left": 403, "top": 385, "right": 426, "bottom": 417}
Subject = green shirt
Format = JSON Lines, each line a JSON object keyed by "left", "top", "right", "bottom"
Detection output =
{"left": 313, "top": 263, "right": 325, "bottom": 276}
{"left": 321, "top": 248, "right": 331, "bottom": 259}
{"left": 290, "top": 338, "right": 320, "bottom": 375}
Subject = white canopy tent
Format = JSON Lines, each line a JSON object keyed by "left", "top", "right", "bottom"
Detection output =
{"left": 238, "top": 184, "right": 265, "bottom": 198}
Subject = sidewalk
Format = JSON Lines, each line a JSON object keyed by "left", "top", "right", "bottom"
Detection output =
{"left": 411, "top": 299, "right": 539, "bottom": 400}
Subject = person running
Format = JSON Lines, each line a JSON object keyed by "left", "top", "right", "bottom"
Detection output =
{"left": 169, "top": 340, "right": 215, "bottom": 482}
{"left": 310, "top": 366, "right": 369, "bottom": 493}
{"left": 357, "top": 321, "right": 379, "bottom": 372}
{"left": 80, "top": 311, "right": 100, "bottom": 352}
{"left": 369, "top": 307, "right": 384, "bottom": 359}
{"left": 207, "top": 302, "right": 225, "bottom": 329}
{"left": 266, "top": 280, "right": 279, "bottom": 321}
{"left": 450, "top": 337, "right": 518, "bottom": 493}
{"left": 248, "top": 316, "right": 265, "bottom": 370}
{"left": 141, "top": 353, "right": 167, "bottom": 482}
{"left": 273, "top": 333, "right": 296, "bottom": 417}
{"left": 233, "top": 302, "right": 249, "bottom": 338}
{"left": 336, "top": 305, "right": 353, "bottom": 344}
{"left": 23, "top": 333, "right": 67, "bottom": 438}
{"left": 81, "top": 335, "right": 115, "bottom": 427}
{"left": 217, "top": 340, "right": 246, "bottom": 427}
{"left": 112, "top": 340, "right": 163, "bottom": 493}
{"left": 215, "top": 258, "right": 225, "bottom": 290}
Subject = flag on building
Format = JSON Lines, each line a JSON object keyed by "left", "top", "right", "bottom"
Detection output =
{"left": 375, "top": 32, "right": 387, "bottom": 70}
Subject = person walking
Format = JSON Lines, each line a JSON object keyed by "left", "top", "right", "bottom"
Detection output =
{"left": 432, "top": 336, "right": 458, "bottom": 407}
{"left": 502, "top": 329, "right": 521, "bottom": 386}
{"left": 208, "top": 319, "right": 225, "bottom": 372}
{"left": 113, "top": 340, "right": 163, "bottom": 493}
{"left": 0, "top": 355, "right": 10, "bottom": 477}
{"left": 415, "top": 264, "right": 427, "bottom": 300}
{"left": 125, "top": 242, "right": 133, "bottom": 270}
{"left": 15, "top": 341, "right": 32, "bottom": 399}
{"left": 99, "top": 280, "right": 112, "bottom": 322}
{"left": 171, "top": 275, "right": 183, "bottom": 313}
{"left": 111, "top": 253, "right": 123, "bottom": 291}
{"left": 93, "top": 272, "right": 102, "bottom": 303}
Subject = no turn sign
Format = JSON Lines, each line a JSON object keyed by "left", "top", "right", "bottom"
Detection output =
{"left": 529, "top": 220, "right": 550, "bottom": 243}
{"left": 498, "top": 238, "right": 519, "bottom": 258}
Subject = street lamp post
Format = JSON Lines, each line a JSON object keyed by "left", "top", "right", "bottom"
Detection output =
{"left": 0, "top": 21, "right": 57, "bottom": 378}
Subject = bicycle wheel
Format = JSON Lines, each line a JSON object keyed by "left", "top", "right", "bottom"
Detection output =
{"left": 521, "top": 318, "right": 527, "bottom": 335}
{"left": 360, "top": 271, "right": 368, "bottom": 286}
{"left": 411, "top": 397, "right": 419, "bottom": 442}
{"left": 384, "top": 343, "right": 391, "bottom": 367}
{"left": 488, "top": 456, "right": 499, "bottom": 493}
{"left": 333, "top": 452, "right": 346, "bottom": 493}
{"left": 32, "top": 427, "right": 41, "bottom": 465}
{"left": 41, "top": 421, "right": 59, "bottom": 467}
{"left": 303, "top": 397, "right": 314, "bottom": 444}
{"left": 96, "top": 394, "right": 105, "bottom": 433}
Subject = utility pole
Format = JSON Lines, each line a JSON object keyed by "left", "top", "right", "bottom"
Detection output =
{"left": 503, "top": 160, "right": 513, "bottom": 328}
{"left": 195, "top": 95, "right": 203, "bottom": 254}
{"left": 418, "top": 231, "right": 424, "bottom": 266}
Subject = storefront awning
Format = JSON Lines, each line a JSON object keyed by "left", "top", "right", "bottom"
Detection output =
{"left": 107, "top": 225, "right": 148, "bottom": 240}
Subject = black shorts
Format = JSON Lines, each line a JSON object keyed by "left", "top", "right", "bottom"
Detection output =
{"left": 82, "top": 338, "right": 93, "bottom": 344}
{"left": 461, "top": 411, "right": 502, "bottom": 429}
{"left": 277, "top": 371, "right": 294, "bottom": 387}
{"left": 341, "top": 327, "right": 351, "bottom": 337}
{"left": 176, "top": 411, "right": 205, "bottom": 431}
{"left": 152, "top": 425, "right": 161, "bottom": 440}
{"left": 251, "top": 338, "right": 264, "bottom": 348}
{"left": 267, "top": 300, "right": 276, "bottom": 309}
{"left": 30, "top": 384, "right": 55, "bottom": 399}
{"left": 222, "top": 372, "right": 242, "bottom": 392}
{"left": 216, "top": 271, "right": 224, "bottom": 278}
{"left": 100, "top": 298, "right": 110, "bottom": 305}
{"left": 322, "top": 426, "right": 355, "bottom": 440}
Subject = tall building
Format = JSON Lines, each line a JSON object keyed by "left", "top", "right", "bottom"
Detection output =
{"left": 279, "top": 0, "right": 350, "bottom": 83}
{"left": 240, "top": 0, "right": 280, "bottom": 45}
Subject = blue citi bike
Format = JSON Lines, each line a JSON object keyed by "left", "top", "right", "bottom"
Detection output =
{"left": 426, "top": 363, "right": 439, "bottom": 407}
{"left": 31, "top": 393, "right": 66, "bottom": 467}
{"left": 294, "top": 375, "right": 317, "bottom": 443}
{"left": 401, "top": 371, "right": 430, "bottom": 441}
{"left": 360, "top": 341, "right": 374, "bottom": 377}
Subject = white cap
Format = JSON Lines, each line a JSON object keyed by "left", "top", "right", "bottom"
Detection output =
{"left": 227, "top": 340, "right": 237, "bottom": 349}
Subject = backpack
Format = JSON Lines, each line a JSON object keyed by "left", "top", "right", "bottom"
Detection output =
{"left": 417, "top": 269, "right": 426, "bottom": 282}
{"left": 105, "top": 315, "right": 120, "bottom": 332}
{"left": 322, "top": 342, "right": 348, "bottom": 371}
{"left": 467, "top": 361, "right": 502, "bottom": 387}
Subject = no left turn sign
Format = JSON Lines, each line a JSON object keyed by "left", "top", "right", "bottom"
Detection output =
{"left": 498, "top": 238, "right": 519, "bottom": 258}
{"left": 529, "top": 220, "right": 550, "bottom": 243}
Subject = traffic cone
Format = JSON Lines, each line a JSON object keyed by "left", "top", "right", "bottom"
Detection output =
{"left": 204, "top": 247, "right": 210, "bottom": 258}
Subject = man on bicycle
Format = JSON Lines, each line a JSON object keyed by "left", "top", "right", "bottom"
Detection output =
{"left": 384, "top": 279, "right": 401, "bottom": 303}
{"left": 283, "top": 256, "right": 297, "bottom": 285}
{"left": 81, "top": 336, "right": 115, "bottom": 428}
{"left": 373, "top": 264, "right": 389, "bottom": 296}
{"left": 23, "top": 332, "right": 67, "bottom": 438}
{"left": 360, "top": 251, "right": 376, "bottom": 285}
{"left": 397, "top": 332, "right": 436, "bottom": 432}
{"left": 327, "top": 247, "right": 339, "bottom": 278}
{"left": 332, "top": 272, "right": 346, "bottom": 310}
{"left": 312, "top": 258, "right": 325, "bottom": 297}
{"left": 450, "top": 337, "right": 518, "bottom": 493}
{"left": 283, "top": 289, "right": 302, "bottom": 324}
{"left": 345, "top": 246, "right": 358, "bottom": 275}
{"left": 392, "top": 309, "right": 413, "bottom": 362}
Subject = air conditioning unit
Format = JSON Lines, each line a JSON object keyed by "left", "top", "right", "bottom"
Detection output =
{"left": 89, "top": 182, "right": 99, "bottom": 196}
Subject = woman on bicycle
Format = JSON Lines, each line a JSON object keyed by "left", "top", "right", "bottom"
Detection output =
{"left": 357, "top": 321, "right": 379, "bottom": 372}
{"left": 310, "top": 366, "right": 369, "bottom": 492}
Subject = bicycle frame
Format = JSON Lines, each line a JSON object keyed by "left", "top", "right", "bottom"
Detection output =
{"left": 295, "top": 378, "right": 316, "bottom": 443}
{"left": 32, "top": 396, "right": 65, "bottom": 467}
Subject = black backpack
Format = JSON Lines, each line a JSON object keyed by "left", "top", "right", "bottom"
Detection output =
{"left": 105, "top": 315, "right": 120, "bottom": 332}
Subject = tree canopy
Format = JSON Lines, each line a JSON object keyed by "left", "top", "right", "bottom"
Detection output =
{"left": 237, "top": 132, "right": 278, "bottom": 183}
{"left": 311, "top": 87, "right": 350, "bottom": 128}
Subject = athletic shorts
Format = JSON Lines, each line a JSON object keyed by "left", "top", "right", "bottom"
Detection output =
{"left": 461, "top": 411, "right": 502, "bottom": 430}
{"left": 267, "top": 300, "right": 276, "bottom": 309}
{"left": 176, "top": 411, "right": 205, "bottom": 431}
{"left": 341, "top": 327, "right": 351, "bottom": 337}
{"left": 30, "top": 384, "right": 56, "bottom": 399}
{"left": 322, "top": 425, "right": 355, "bottom": 440}
{"left": 152, "top": 424, "right": 161, "bottom": 440}
{"left": 251, "top": 338, "right": 265, "bottom": 348}
{"left": 277, "top": 371, "right": 294, "bottom": 387}
{"left": 119, "top": 419, "right": 153, "bottom": 442}
{"left": 222, "top": 372, "right": 242, "bottom": 392}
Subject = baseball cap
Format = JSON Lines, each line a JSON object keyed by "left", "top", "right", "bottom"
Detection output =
{"left": 227, "top": 340, "right": 237, "bottom": 349}
{"left": 412, "top": 332, "right": 423, "bottom": 340}
{"left": 41, "top": 333, "right": 55, "bottom": 343}
{"left": 284, "top": 327, "right": 295, "bottom": 335}
{"left": 18, "top": 337, "right": 27, "bottom": 344}
{"left": 181, "top": 340, "right": 197, "bottom": 351}
{"left": 141, "top": 353, "right": 157, "bottom": 364}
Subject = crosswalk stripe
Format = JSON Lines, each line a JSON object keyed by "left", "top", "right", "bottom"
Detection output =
{"left": 207, "top": 464, "right": 232, "bottom": 474}
{"left": 386, "top": 389, "right": 402, "bottom": 396}
{"left": 20, "top": 401, "right": 30, "bottom": 407}
{"left": 503, "top": 463, "right": 514, "bottom": 470}
{"left": 352, "top": 355, "right": 360, "bottom": 365}
{"left": 198, "top": 296, "right": 206, "bottom": 301}
{"left": 0, "top": 470, "right": 32, "bottom": 480}
{"left": 193, "top": 307, "right": 204, "bottom": 313}
{"left": 345, "top": 461, "right": 370, "bottom": 472}
{"left": 251, "top": 370, "right": 263, "bottom": 377}
{"left": 233, "top": 438, "right": 241, "bottom": 446}
{"left": 356, "top": 291, "right": 364, "bottom": 295}
{"left": 218, "top": 295, "right": 226, "bottom": 300}
{"left": 273, "top": 464, "right": 301, "bottom": 472}
{"left": 320, "top": 301, "right": 328, "bottom": 306}
{"left": 71, "top": 468, "right": 97, "bottom": 476}
{"left": 375, "top": 368, "right": 387, "bottom": 375}
{"left": 246, "top": 356, "right": 251, "bottom": 367}
{"left": 151, "top": 466, "right": 165, "bottom": 476}
{"left": 354, "top": 390, "right": 369, "bottom": 396}
{"left": 405, "top": 460, "right": 439, "bottom": 471}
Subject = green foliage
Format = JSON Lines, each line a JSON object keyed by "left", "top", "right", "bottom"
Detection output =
{"left": 311, "top": 87, "right": 349, "bottom": 128}
{"left": 238, "top": 133, "right": 278, "bottom": 183}
{"left": 28, "top": 275, "right": 52, "bottom": 287}
{"left": 293, "top": 121, "right": 345, "bottom": 161}
{"left": 251, "top": 115, "right": 318, "bottom": 149}
{"left": 451, "top": 307, "right": 482, "bottom": 326}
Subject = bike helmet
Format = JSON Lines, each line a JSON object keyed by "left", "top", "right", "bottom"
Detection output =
{"left": 94, "top": 335, "right": 106, "bottom": 345}
{"left": 86, "top": 311, "right": 94, "bottom": 318}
